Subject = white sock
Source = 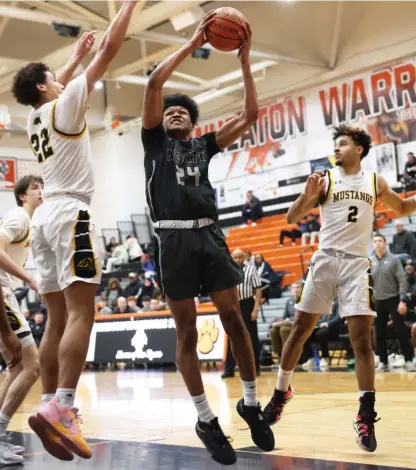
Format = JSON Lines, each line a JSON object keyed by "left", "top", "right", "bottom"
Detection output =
{"left": 56, "top": 388, "right": 76, "bottom": 409}
{"left": 242, "top": 380, "right": 258, "bottom": 407}
{"left": 359, "top": 390, "right": 374, "bottom": 398}
{"left": 0, "top": 412, "right": 10, "bottom": 437}
{"left": 42, "top": 393, "right": 55, "bottom": 405}
{"left": 276, "top": 367, "right": 293, "bottom": 392}
{"left": 191, "top": 393, "right": 216, "bottom": 423}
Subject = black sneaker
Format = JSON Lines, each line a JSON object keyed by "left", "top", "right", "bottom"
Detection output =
{"left": 195, "top": 418, "right": 236, "bottom": 465}
{"left": 262, "top": 386, "right": 294, "bottom": 425}
{"left": 236, "top": 399, "right": 275, "bottom": 452}
{"left": 353, "top": 410, "right": 379, "bottom": 452}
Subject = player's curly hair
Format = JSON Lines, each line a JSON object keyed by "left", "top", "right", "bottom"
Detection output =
{"left": 14, "top": 175, "right": 44, "bottom": 207}
{"left": 163, "top": 94, "right": 199, "bottom": 125}
{"left": 12, "top": 62, "right": 50, "bottom": 107}
{"left": 333, "top": 124, "right": 372, "bottom": 159}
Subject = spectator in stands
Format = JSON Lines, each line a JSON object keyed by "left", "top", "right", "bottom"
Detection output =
{"left": 30, "top": 312, "right": 46, "bottom": 348}
{"left": 301, "top": 213, "right": 321, "bottom": 245}
{"left": 405, "top": 265, "right": 416, "bottom": 309}
{"left": 105, "top": 237, "right": 118, "bottom": 255}
{"left": 269, "top": 281, "right": 300, "bottom": 361}
{"left": 302, "top": 298, "right": 341, "bottom": 370}
{"left": 241, "top": 191, "right": 264, "bottom": 227}
{"left": 97, "top": 296, "right": 113, "bottom": 315}
{"left": 105, "top": 278, "right": 122, "bottom": 310}
{"left": 150, "top": 298, "right": 165, "bottom": 312}
{"left": 141, "top": 296, "right": 152, "bottom": 312}
{"left": 125, "top": 234, "right": 144, "bottom": 262}
{"left": 141, "top": 254, "right": 156, "bottom": 277}
{"left": 371, "top": 233, "right": 415, "bottom": 371}
{"left": 254, "top": 254, "right": 276, "bottom": 301}
{"left": 105, "top": 241, "right": 129, "bottom": 273}
{"left": 137, "top": 278, "right": 155, "bottom": 307}
{"left": 244, "top": 251, "right": 255, "bottom": 266}
{"left": 402, "top": 152, "right": 416, "bottom": 190}
{"left": 127, "top": 296, "right": 140, "bottom": 313}
{"left": 114, "top": 296, "right": 136, "bottom": 314}
{"left": 152, "top": 288, "right": 166, "bottom": 310}
{"left": 122, "top": 272, "right": 141, "bottom": 298}
{"left": 391, "top": 220, "right": 416, "bottom": 264}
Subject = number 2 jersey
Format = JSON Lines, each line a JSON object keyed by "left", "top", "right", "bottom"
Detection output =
{"left": 318, "top": 166, "right": 377, "bottom": 257}
{"left": 142, "top": 124, "right": 221, "bottom": 222}
{"left": 26, "top": 74, "right": 94, "bottom": 205}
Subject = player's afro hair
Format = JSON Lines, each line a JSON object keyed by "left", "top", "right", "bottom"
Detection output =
{"left": 333, "top": 124, "right": 372, "bottom": 159}
{"left": 14, "top": 174, "right": 44, "bottom": 207}
{"left": 163, "top": 94, "right": 199, "bottom": 125}
{"left": 12, "top": 62, "right": 50, "bottom": 107}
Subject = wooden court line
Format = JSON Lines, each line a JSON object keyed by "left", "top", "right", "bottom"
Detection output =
{"left": 23, "top": 440, "right": 115, "bottom": 457}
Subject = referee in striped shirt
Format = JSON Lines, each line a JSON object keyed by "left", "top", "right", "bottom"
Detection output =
{"left": 222, "top": 248, "right": 263, "bottom": 378}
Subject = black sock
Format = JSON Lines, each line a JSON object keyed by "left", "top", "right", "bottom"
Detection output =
{"left": 359, "top": 391, "right": 375, "bottom": 414}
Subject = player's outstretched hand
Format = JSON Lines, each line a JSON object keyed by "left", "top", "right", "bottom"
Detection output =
{"left": 74, "top": 31, "right": 96, "bottom": 60}
{"left": 304, "top": 171, "right": 325, "bottom": 199}
{"left": 1, "top": 331, "right": 22, "bottom": 369}
{"left": 238, "top": 22, "right": 252, "bottom": 64}
{"left": 189, "top": 10, "right": 216, "bottom": 49}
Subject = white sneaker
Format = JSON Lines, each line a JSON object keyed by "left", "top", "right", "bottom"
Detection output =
{"left": 302, "top": 358, "right": 314, "bottom": 370}
{"left": 6, "top": 434, "right": 24, "bottom": 454}
{"left": 412, "top": 357, "right": 416, "bottom": 367}
{"left": 319, "top": 358, "right": 329, "bottom": 369}
{"left": 376, "top": 362, "right": 388, "bottom": 372}
{"left": 374, "top": 353, "right": 380, "bottom": 368}
{"left": 392, "top": 355, "right": 405, "bottom": 368}
{"left": 404, "top": 361, "right": 416, "bottom": 372}
{"left": 251, "top": 222, "right": 256, "bottom": 227}
{"left": 0, "top": 438, "right": 24, "bottom": 465}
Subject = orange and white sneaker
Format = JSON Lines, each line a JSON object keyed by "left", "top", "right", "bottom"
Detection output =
{"left": 28, "top": 413, "right": 74, "bottom": 461}
{"left": 37, "top": 397, "right": 92, "bottom": 459}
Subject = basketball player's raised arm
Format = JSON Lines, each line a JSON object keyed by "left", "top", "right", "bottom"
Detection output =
{"left": 55, "top": 31, "right": 97, "bottom": 87}
{"left": 84, "top": 0, "right": 139, "bottom": 94}
{"left": 142, "top": 11, "right": 216, "bottom": 129}
{"left": 215, "top": 23, "right": 258, "bottom": 150}
{"left": 377, "top": 175, "right": 416, "bottom": 216}
{"left": 286, "top": 171, "right": 326, "bottom": 224}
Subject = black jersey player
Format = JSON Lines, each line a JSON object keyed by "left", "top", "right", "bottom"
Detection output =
{"left": 141, "top": 10, "right": 274, "bottom": 466}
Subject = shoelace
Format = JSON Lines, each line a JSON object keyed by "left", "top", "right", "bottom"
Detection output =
{"left": 211, "top": 423, "right": 232, "bottom": 447}
{"left": 356, "top": 413, "right": 380, "bottom": 437}
{"left": 71, "top": 410, "right": 84, "bottom": 433}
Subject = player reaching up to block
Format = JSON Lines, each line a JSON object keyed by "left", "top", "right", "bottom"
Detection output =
{"left": 12, "top": 0, "right": 140, "bottom": 461}
{"left": 141, "top": 11, "right": 274, "bottom": 466}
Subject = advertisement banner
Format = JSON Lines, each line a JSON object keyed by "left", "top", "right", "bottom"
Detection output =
{"left": 195, "top": 60, "right": 416, "bottom": 210}
{"left": 88, "top": 313, "right": 225, "bottom": 364}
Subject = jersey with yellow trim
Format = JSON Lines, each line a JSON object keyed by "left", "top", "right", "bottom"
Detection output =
{"left": 26, "top": 74, "right": 94, "bottom": 204}
{"left": 318, "top": 166, "right": 377, "bottom": 257}
{"left": 0, "top": 207, "right": 31, "bottom": 289}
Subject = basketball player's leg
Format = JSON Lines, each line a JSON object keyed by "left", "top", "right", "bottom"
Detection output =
{"left": 339, "top": 258, "right": 378, "bottom": 452}
{"left": 203, "top": 226, "right": 274, "bottom": 452}
{"left": 35, "top": 202, "right": 100, "bottom": 459}
{"left": 263, "top": 251, "right": 336, "bottom": 425}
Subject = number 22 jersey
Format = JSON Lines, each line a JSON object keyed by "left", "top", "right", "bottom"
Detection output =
{"left": 318, "top": 166, "right": 378, "bottom": 257}
{"left": 142, "top": 124, "right": 221, "bottom": 222}
{"left": 26, "top": 74, "right": 94, "bottom": 204}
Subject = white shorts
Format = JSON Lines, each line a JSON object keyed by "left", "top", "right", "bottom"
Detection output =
{"left": 31, "top": 197, "right": 102, "bottom": 295}
{"left": 0, "top": 286, "right": 34, "bottom": 352}
{"left": 295, "top": 249, "right": 376, "bottom": 318}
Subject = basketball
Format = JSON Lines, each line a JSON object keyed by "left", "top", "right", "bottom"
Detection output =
{"left": 206, "top": 7, "right": 247, "bottom": 52}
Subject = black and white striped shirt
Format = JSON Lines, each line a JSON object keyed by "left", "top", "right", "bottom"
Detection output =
{"left": 237, "top": 264, "right": 262, "bottom": 300}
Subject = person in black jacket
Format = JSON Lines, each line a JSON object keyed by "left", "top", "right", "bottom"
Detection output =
{"left": 302, "top": 298, "right": 342, "bottom": 369}
{"left": 391, "top": 220, "right": 416, "bottom": 264}
{"left": 242, "top": 191, "right": 264, "bottom": 226}
{"left": 254, "top": 254, "right": 276, "bottom": 301}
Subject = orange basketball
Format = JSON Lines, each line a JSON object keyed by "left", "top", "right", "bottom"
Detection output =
{"left": 206, "top": 7, "right": 247, "bottom": 52}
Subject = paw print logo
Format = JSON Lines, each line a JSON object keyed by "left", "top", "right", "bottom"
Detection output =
{"left": 197, "top": 318, "right": 219, "bottom": 355}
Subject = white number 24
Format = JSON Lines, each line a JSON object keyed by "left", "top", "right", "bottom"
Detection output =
{"left": 176, "top": 166, "right": 201, "bottom": 187}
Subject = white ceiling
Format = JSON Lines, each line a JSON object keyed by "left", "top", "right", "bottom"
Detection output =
{"left": 1, "top": 1, "right": 416, "bottom": 146}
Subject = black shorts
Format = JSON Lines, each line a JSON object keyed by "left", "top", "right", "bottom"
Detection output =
{"left": 156, "top": 224, "right": 243, "bottom": 301}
